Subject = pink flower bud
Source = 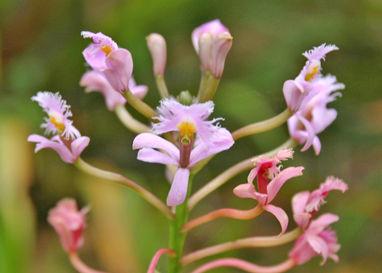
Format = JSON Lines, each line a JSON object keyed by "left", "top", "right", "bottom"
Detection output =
{"left": 48, "top": 199, "right": 88, "bottom": 253}
{"left": 146, "top": 33, "right": 167, "bottom": 76}
{"left": 192, "top": 20, "right": 233, "bottom": 78}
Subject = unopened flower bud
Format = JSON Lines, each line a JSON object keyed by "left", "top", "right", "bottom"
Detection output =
{"left": 48, "top": 199, "right": 88, "bottom": 253}
{"left": 177, "top": 90, "right": 193, "bottom": 105}
{"left": 146, "top": 33, "right": 167, "bottom": 76}
{"left": 192, "top": 20, "right": 233, "bottom": 78}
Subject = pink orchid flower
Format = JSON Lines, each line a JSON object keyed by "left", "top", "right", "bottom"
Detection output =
{"left": 288, "top": 74, "right": 344, "bottom": 155}
{"left": 283, "top": 44, "right": 343, "bottom": 113}
{"left": 133, "top": 98, "right": 234, "bottom": 206}
{"left": 80, "top": 71, "right": 148, "bottom": 111}
{"left": 289, "top": 213, "right": 341, "bottom": 265}
{"left": 192, "top": 19, "right": 232, "bottom": 78}
{"left": 81, "top": 31, "right": 133, "bottom": 92}
{"left": 28, "top": 92, "right": 90, "bottom": 163}
{"left": 292, "top": 177, "right": 348, "bottom": 230}
{"left": 48, "top": 199, "right": 88, "bottom": 253}
{"left": 233, "top": 150, "right": 304, "bottom": 234}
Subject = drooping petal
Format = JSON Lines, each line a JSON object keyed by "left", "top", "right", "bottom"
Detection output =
{"left": 132, "top": 133, "right": 179, "bottom": 161}
{"left": 137, "top": 148, "right": 178, "bottom": 166}
{"left": 70, "top": 136, "right": 90, "bottom": 160}
{"left": 264, "top": 204, "right": 289, "bottom": 235}
{"left": 28, "top": 134, "right": 75, "bottom": 163}
{"left": 266, "top": 166, "right": 304, "bottom": 203}
{"left": 167, "top": 168, "right": 190, "bottom": 206}
{"left": 80, "top": 71, "right": 126, "bottom": 111}
{"left": 306, "top": 234, "right": 329, "bottom": 263}
{"left": 283, "top": 80, "right": 305, "bottom": 113}
{"left": 292, "top": 191, "right": 311, "bottom": 229}
{"left": 103, "top": 48, "right": 133, "bottom": 92}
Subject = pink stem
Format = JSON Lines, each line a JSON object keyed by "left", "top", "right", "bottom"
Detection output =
{"left": 147, "top": 248, "right": 176, "bottom": 273}
{"left": 191, "top": 258, "right": 295, "bottom": 273}
{"left": 69, "top": 252, "right": 108, "bottom": 273}
{"left": 182, "top": 205, "right": 263, "bottom": 233}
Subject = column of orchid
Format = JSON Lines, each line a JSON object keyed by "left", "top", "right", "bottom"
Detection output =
{"left": 28, "top": 19, "right": 347, "bottom": 273}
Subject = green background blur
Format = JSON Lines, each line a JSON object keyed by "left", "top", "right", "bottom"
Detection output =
{"left": 1, "top": 0, "right": 382, "bottom": 272}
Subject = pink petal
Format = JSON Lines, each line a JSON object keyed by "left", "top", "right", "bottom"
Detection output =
{"left": 28, "top": 134, "right": 75, "bottom": 163}
{"left": 267, "top": 166, "right": 304, "bottom": 203}
{"left": 103, "top": 48, "right": 133, "bottom": 92}
{"left": 309, "top": 213, "right": 339, "bottom": 233}
{"left": 233, "top": 183, "right": 257, "bottom": 199}
{"left": 80, "top": 71, "right": 126, "bottom": 110}
{"left": 129, "top": 77, "right": 148, "bottom": 99}
{"left": 306, "top": 234, "right": 329, "bottom": 263}
{"left": 132, "top": 133, "right": 179, "bottom": 161}
{"left": 70, "top": 136, "right": 90, "bottom": 160}
{"left": 283, "top": 80, "right": 305, "bottom": 112}
{"left": 167, "top": 168, "right": 190, "bottom": 206}
{"left": 137, "top": 148, "right": 178, "bottom": 166}
{"left": 264, "top": 204, "right": 289, "bottom": 235}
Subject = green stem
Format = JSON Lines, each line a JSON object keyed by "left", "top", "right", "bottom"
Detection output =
{"left": 156, "top": 75, "right": 170, "bottom": 98}
{"left": 74, "top": 158, "right": 173, "bottom": 220}
{"left": 114, "top": 105, "right": 150, "bottom": 134}
{"left": 123, "top": 90, "right": 157, "bottom": 121}
{"left": 169, "top": 175, "right": 194, "bottom": 273}
{"left": 232, "top": 108, "right": 292, "bottom": 140}
{"left": 197, "top": 71, "right": 220, "bottom": 102}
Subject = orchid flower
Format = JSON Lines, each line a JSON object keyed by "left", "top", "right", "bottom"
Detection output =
{"left": 289, "top": 213, "right": 341, "bottom": 265}
{"left": 48, "top": 199, "right": 88, "bottom": 253}
{"left": 283, "top": 44, "right": 343, "bottom": 113}
{"left": 233, "top": 150, "right": 304, "bottom": 234}
{"left": 81, "top": 31, "right": 133, "bottom": 92}
{"left": 28, "top": 92, "right": 90, "bottom": 163}
{"left": 292, "top": 177, "right": 348, "bottom": 230}
{"left": 192, "top": 19, "right": 232, "bottom": 78}
{"left": 133, "top": 98, "right": 234, "bottom": 206}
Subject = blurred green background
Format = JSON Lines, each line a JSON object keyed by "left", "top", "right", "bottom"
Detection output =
{"left": 1, "top": 0, "right": 382, "bottom": 272}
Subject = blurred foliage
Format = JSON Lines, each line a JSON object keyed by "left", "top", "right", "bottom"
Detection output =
{"left": 1, "top": 0, "right": 382, "bottom": 272}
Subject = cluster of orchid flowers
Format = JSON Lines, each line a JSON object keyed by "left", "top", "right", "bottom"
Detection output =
{"left": 28, "top": 19, "right": 347, "bottom": 273}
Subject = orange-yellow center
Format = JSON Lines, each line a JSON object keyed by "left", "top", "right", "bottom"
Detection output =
{"left": 178, "top": 121, "right": 196, "bottom": 140}
{"left": 305, "top": 61, "right": 321, "bottom": 81}
{"left": 101, "top": 45, "right": 112, "bottom": 56}
{"left": 49, "top": 114, "right": 65, "bottom": 132}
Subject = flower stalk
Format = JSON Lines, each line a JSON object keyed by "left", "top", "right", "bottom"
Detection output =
{"left": 182, "top": 205, "right": 263, "bottom": 233}
{"left": 74, "top": 158, "right": 173, "bottom": 220}
{"left": 190, "top": 258, "right": 295, "bottom": 273}
{"left": 232, "top": 108, "right": 292, "bottom": 140}
{"left": 197, "top": 71, "right": 220, "bottom": 102}
{"left": 182, "top": 228, "right": 301, "bottom": 265}
{"left": 123, "top": 90, "right": 157, "bottom": 120}
{"left": 156, "top": 75, "right": 170, "bottom": 98}
{"left": 69, "top": 252, "right": 108, "bottom": 273}
{"left": 114, "top": 105, "right": 150, "bottom": 133}
{"left": 147, "top": 248, "right": 175, "bottom": 273}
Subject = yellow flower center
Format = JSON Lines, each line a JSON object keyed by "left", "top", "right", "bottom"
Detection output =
{"left": 101, "top": 45, "right": 112, "bottom": 56}
{"left": 178, "top": 121, "right": 196, "bottom": 141}
{"left": 305, "top": 60, "right": 321, "bottom": 81}
{"left": 49, "top": 111, "right": 65, "bottom": 132}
